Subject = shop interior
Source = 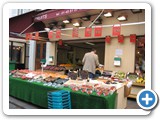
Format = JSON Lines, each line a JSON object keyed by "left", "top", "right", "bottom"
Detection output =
{"left": 57, "top": 39, "right": 105, "bottom": 68}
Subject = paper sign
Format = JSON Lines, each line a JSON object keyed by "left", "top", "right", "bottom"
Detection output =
{"left": 115, "top": 49, "right": 123, "bottom": 56}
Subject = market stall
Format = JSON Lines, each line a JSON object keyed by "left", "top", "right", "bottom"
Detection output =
{"left": 9, "top": 69, "right": 131, "bottom": 109}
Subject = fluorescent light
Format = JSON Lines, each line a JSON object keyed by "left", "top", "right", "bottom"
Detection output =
{"left": 131, "top": 9, "right": 142, "bottom": 13}
{"left": 94, "top": 18, "right": 102, "bottom": 25}
{"left": 73, "top": 22, "right": 80, "bottom": 27}
{"left": 104, "top": 12, "right": 112, "bottom": 17}
{"left": 117, "top": 15, "right": 127, "bottom": 21}
{"left": 63, "top": 20, "right": 70, "bottom": 24}
{"left": 85, "top": 42, "right": 95, "bottom": 46}
{"left": 81, "top": 16, "right": 90, "bottom": 21}
{"left": 44, "top": 28, "right": 50, "bottom": 32}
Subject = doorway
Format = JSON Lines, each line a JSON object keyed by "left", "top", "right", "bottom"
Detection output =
{"left": 35, "top": 42, "right": 46, "bottom": 70}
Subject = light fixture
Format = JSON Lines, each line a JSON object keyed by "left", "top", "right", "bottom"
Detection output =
{"left": 44, "top": 28, "right": 51, "bottom": 32}
{"left": 81, "top": 16, "right": 91, "bottom": 21}
{"left": 63, "top": 19, "right": 71, "bottom": 24}
{"left": 73, "top": 22, "right": 81, "bottom": 27}
{"left": 104, "top": 12, "right": 113, "bottom": 17}
{"left": 85, "top": 42, "right": 95, "bottom": 46}
{"left": 131, "top": 9, "right": 142, "bottom": 14}
{"left": 94, "top": 18, "right": 102, "bottom": 25}
{"left": 117, "top": 15, "right": 127, "bottom": 21}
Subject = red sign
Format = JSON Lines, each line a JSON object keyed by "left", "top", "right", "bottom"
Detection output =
{"left": 58, "top": 39, "right": 63, "bottom": 46}
{"left": 29, "top": 33, "right": 33, "bottom": 40}
{"left": 35, "top": 32, "right": 39, "bottom": 40}
{"left": 48, "top": 31, "right": 53, "bottom": 39}
{"left": 118, "top": 35, "right": 124, "bottom": 43}
{"left": 85, "top": 28, "right": 92, "bottom": 37}
{"left": 94, "top": 26, "right": 102, "bottom": 37}
{"left": 56, "top": 29, "right": 61, "bottom": 38}
{"left": 72, "top": 28, "right": 79, "bottom": 37}
{"left": 105, "top": 36, "right": 111, "bottom": 43}
{"left": 25, "top": 33, "right": 30, "bottom": 40}
{"left": 130, "top": 34, "right": 136, "bottom": 43}
{"left": 112, "top": 24, "right": 121, "bottom": 36}
{"left": 25, "top": 33, "right": 33, "bottom": 40}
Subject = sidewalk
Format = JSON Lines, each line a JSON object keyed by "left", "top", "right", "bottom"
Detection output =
{"left": 9, "top": 96, "right": 42, "bottom": 109}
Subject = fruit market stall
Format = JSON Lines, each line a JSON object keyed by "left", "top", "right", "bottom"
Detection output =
{"left": 9, "top": 69, "right": 117, "bottom": 109}
{"left": 9, "top": 69, "right": 134, "bottom": 109}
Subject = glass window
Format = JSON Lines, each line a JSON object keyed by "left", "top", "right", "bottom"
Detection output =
{"left": 12, "top": 42, "right": 25, "bottom": 64}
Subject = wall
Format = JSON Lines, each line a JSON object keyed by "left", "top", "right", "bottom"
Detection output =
{"left": 46, "top": 42, "right": 56, "bottom": 65}
{"left": 29, "top": 40, "right": 36, "bottom": 70}
{"left": 104, "top": 36, "right": 135, "bottom": 72}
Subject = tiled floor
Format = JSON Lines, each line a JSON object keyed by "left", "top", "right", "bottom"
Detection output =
{"left": 9, "top": 96, "right": 140, "bottom": 109}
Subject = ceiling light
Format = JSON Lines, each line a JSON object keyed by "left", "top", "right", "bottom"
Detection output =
{"left": 131, "top": 9, "right": 142, "bottom": 14}
{"left": 44, "top": 28, "right": 50, "bottom": 32}
{"left": 81, "top": 16, "right": 90, "bottom": 21}
{"left": 117, "top": 15, "right": 127, "bottom": 21}
{"left": 73, "top": 22, "right": 81, "bottom": 27}
{"left": 85, "top": 42, "right": 95, "bottom": 46}
{"left": 63, "top": 20, "right": 70, "bottom": 24}
{"left": 104, "top": 12, "right": 113, "bottom": 17}
{"left": 94, "top": 18, "right": 102, "bottom": 25}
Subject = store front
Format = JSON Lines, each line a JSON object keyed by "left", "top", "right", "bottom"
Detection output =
{"left": 9, "top": 8, "right": 146, "bottom": 109}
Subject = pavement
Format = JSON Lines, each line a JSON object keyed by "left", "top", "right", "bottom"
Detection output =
{"left": 9, "top": 96, "right": 140, "bottom": 109}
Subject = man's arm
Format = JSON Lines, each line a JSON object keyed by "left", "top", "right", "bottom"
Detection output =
{"left": 95, "top": 55, "right": 100, "bottom": 67}
{"left": 82, "top": 54, "right": 86, "bottom": 65}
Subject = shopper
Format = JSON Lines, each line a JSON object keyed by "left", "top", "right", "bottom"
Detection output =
{"left": 82, "top": 48, "right": 100, "bottom": 79}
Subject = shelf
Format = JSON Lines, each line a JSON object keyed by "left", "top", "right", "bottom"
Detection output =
{"left": 128, "top": 94, "right": 137, "bottom": 99}
{"left": 132, "top": 82, "right": 145, "bottom": 87}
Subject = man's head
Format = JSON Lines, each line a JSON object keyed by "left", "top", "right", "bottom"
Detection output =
{"left": 91, "top": 48, "right": 97, "bottom": 54}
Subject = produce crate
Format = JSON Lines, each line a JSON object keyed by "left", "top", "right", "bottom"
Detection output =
{"left": 124, "top": 85, "right": 132, "bottom": 97}
{"left": 47, "top": 90, "right": 71, "bottom": 109}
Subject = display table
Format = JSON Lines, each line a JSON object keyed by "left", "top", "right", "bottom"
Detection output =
{"left": 9, "top": 76, "right": 117, "bottom": 109}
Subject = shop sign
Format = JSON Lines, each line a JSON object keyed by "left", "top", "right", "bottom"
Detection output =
{"left": 112, "top": 24, "right": 121, "bottom": 36}
{"left": 26, "top": 33, "right": 33, "bottom": 40}
{"left": 85, "top": 27, "right": 92, "bottom": 37}
{"left": 58, "top": 39, "right": 63, "bottom": 46}
{"left": 105, "top": 36, "right": 111, "bottom": 43}
{"left": 34, "top": 9, "right": 88, "bottom": 22}
{"left": 94, "top": 26, "right": 102, "bottom": 37}
{"left": 25, "top": 33, "right": 30, "bottom": 40}
{"left": 56, "top": 29, "right": 61, "bottom": 38}
{"left": 48, "top": 31, "right": 53, "bottom": 39}
{"left": 118, "top": 35, "right": 124, "bottom": 43}
{"left": 72, "top": 28, "right": 79, "bottom": 38}
{"left": 130, "top": 34, "right": 136, "bottom": 43}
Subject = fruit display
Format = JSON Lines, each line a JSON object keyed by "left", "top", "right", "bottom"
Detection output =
{"left": 102, "top": 71, "right": 112, "bottom": 77}
{"left": 59, "top": 64, "right": 75, "bottom": 67}
{"left": 79, "top": 70, "right": 89, "bottom": 79}
{"left": 113, "top": 71, "right": 126, "bottom": 80}
{"left": 135, "top": 77, "right": 145, "bottom": 84}
{"left": 67, "top": 71, "right": 78, "bottom": 80}
{"left": 43, "top": 65, "right": 66, "bottom": 71}
{"left": 126, "top": 73, "right": 138, "bottom": 82}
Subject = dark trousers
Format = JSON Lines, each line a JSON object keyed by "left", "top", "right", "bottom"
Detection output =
{"left": 89, "top": 72, "right": 94, "bottom": 79}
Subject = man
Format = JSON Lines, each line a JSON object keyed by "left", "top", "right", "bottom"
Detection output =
{"left": 82, "top": 48, "right": 100, "bottom": 79}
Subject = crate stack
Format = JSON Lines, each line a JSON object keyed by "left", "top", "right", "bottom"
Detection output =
{"left": 47, "top": 90, "right": 71, "bottom": 109}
